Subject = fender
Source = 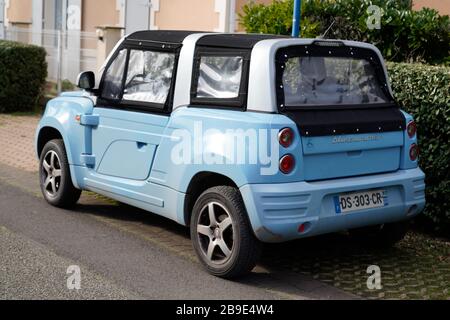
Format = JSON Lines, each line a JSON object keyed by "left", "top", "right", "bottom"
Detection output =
{"left": 35, "top": 93, "right": 95, "bottom": 188}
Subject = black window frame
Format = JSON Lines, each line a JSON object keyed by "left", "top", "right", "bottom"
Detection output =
{"left": 97, "top": 40, "right": 181, "bottom": 115}
{"left": 275, "top": 43, "right": 397, "bottom": 111}
{"left": 190, "top": 46, "right": 251, "bottom": 110}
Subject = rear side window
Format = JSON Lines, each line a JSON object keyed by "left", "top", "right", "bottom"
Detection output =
{"left": 191, "top": 49, "right": 250, "bottom": 109}
{"left": 196, "top": 56, "right": 243, "bottom": 99}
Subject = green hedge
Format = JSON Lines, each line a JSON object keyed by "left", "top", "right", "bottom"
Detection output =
{"left": 240, "top": 0, "right": 450, "bottom": 64}
{"left": 387, "top": 63, "right": 450, "bottom": 232}
{"left": 0, "top": 40, "right": 47, "bottom": 113}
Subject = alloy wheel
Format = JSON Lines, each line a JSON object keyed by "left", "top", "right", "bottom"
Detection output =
{"left": 196, "top": 201, "right": 234, "bottom": 265}
{"left": 41, "top": 150, "right": 62, "bottom": 198}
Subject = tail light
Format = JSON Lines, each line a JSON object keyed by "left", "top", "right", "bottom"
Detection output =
{"left": 298, "top": 223, "right": 306, "bottom": 233}
{"left": 407, "top": 121, "right": 417, "bottom": 138}
{"left": 409, "top": 144, "right": 419, "bottom": 161}
{"left": 279, "top": 154, "right": 295, "bottom": 174}
{"left": 279, "top": 128, "right": 294, "bottom": 148}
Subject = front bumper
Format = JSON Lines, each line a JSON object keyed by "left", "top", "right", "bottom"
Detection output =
{"left": 240, "top": 168, "right": 425, "bottom": 243}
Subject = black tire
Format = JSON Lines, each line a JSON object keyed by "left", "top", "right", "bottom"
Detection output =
{"left": 349, "top": 220, "right": 410, "bottom": 248}
{"left": 190, "top": 186, "right": 262, "bottom": 279}
{"left": 39, "top": 139, "right": 81, "bottom": 208}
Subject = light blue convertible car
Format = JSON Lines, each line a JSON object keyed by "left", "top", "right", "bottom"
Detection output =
{"left": 35, "top": 31, "right": 425, "bottom": 278}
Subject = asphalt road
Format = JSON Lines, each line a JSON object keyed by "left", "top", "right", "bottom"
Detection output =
{"left": 0, "top": 164, "right": 354, "bottom": 300}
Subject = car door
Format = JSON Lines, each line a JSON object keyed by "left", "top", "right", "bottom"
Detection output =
{"left": 86, "top": 44, "right": 176, "bottom": 187}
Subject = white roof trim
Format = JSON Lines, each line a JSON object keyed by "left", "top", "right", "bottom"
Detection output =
{"left": 172, "top": 33, "right": 216, "bottom": 110}
{"left": 247, "top": 38, "right": 392, "bottom": 113}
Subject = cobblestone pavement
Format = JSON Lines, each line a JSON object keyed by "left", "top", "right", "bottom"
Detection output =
{"left": 262, "top": 232, "right": 449, "bottom": 300}
{"left": 1, "top": 114, "right": 449, "bottom": 300}
{"left": 0, "top": 115, "right": 39, "bottom": 172}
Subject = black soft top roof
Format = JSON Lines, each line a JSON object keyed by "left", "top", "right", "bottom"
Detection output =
{"left": 126, "top": 30, "right": 202, "bottom": 44}
{"left": 126, "top": 30, "right": 288, "bottom": 48}
{"left": 196, "top": 33, "right": 289, "bottom": 49}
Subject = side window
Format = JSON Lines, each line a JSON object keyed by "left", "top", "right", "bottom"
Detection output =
{"left": 123, "top": 50, "right": 176, "bottom": 105}
{"left": 196, "top": 56, "right": 243, "bottom": 99}
{"left": 101, "top": 49, "right": 127, "bottom": 100}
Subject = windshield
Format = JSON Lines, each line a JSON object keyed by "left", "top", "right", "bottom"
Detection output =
{"left": 281, "top": 56, "right": 389, "bottom": 106}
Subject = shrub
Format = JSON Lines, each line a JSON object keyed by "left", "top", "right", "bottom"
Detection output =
{"left": 0, "top": 40, "right": 47, "bottom": 113}
{"left": 387, "top": 63, "right": 450, "bottom": 232}
{"left": 241, "top": 0, "right": 321, "bottom": 37}
{"left": 240, "top": 0, "right": 450, "bottom": 64}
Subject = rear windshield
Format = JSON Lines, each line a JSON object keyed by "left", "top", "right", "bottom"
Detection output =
{"left": 281, "top": 56, "right": 389, "bottom": 106}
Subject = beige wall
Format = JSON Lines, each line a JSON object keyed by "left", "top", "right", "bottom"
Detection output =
{"left": 7, "top": 0, "right": 32, "bottom": 24}
{"left": 82, "top": 0, "right": 121, "bottom": 32}
{"left": 413, "top": 0, "right": 450, "bottom": 15}
{"left": 155, "top": 0, "right": 219, "bottom": 31}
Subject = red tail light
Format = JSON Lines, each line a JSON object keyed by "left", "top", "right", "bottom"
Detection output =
{"left": 298, "top": 223, "right": 306, "bottom": 233}
{"left": 409, "top": 144, "right": 419, "bottom": 161}
{"left": 279, "top": 154, "right": 295, "bottom": 174}
{"left": 279, "top": 128, "right": 294, "bottom": 148}
{"left": 407, "top": 121, "right": 417, "bottom": 138}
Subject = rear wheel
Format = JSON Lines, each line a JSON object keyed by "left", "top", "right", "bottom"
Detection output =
{"left": 39, "top": 139, "right": 81, "bottom": 208}
{"left": 190, "top": 186, "right": 262, "bottom": 279}
{"left": 349, "top": 220, "right": 410, "bottom": 248}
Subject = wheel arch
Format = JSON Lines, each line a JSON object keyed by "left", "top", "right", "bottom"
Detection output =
{"left": 183, "top": 171, "right": 240, "bottom": 226}
{"left": 35, "top": 124, "right": 80, "bottom": 189}
{"left": 36, "top": 126, "right": 64, "bottom": 158}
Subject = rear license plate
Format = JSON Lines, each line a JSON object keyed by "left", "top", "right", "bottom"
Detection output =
{"left": 334, "top": 189, "right": 387, "bottom": 214}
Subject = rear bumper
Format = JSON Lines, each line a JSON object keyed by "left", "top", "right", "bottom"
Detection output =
{"left": 240, "top": 168, "right": 425, "bottom": 243}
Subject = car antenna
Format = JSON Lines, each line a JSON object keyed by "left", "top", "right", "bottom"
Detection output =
{"left": 317, "top": 19, "right": 336, "bottom": 39}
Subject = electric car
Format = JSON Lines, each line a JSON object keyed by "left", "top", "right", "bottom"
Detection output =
{"left": 35, "top": 31, "right": 425, "bottom": 278}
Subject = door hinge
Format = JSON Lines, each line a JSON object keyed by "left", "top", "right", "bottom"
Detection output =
{"left": 79, "top": 114, "right": 99, "bottom": 127}
{"left": 80, "top": 154, "right": 96, "bottom": 168}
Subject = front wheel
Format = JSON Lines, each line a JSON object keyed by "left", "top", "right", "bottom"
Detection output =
{"left": 190, "top": 186, "right": 262, "bottom": 279}
{"left": 39, "top": 139, "right": 81, "bottom": 208}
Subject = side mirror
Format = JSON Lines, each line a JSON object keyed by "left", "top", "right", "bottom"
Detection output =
{"left": 77, "top": 71, "right": 95, "bottom": 91}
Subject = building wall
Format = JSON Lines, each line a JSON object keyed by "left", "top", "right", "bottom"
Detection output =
{"left": 6, "top": 0, "right": 32, "bottom": 24}
{"left": 152, "top": 0, "right": 273, "bottom": 32}
{"left": 82, "top": 0, "right": 121, "bottom": 32}
{"left": 413, "top": 0, "right": 450, "bottom": 15}
{"left": 154, "top": 0, "right": 219, "bottom": 31}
